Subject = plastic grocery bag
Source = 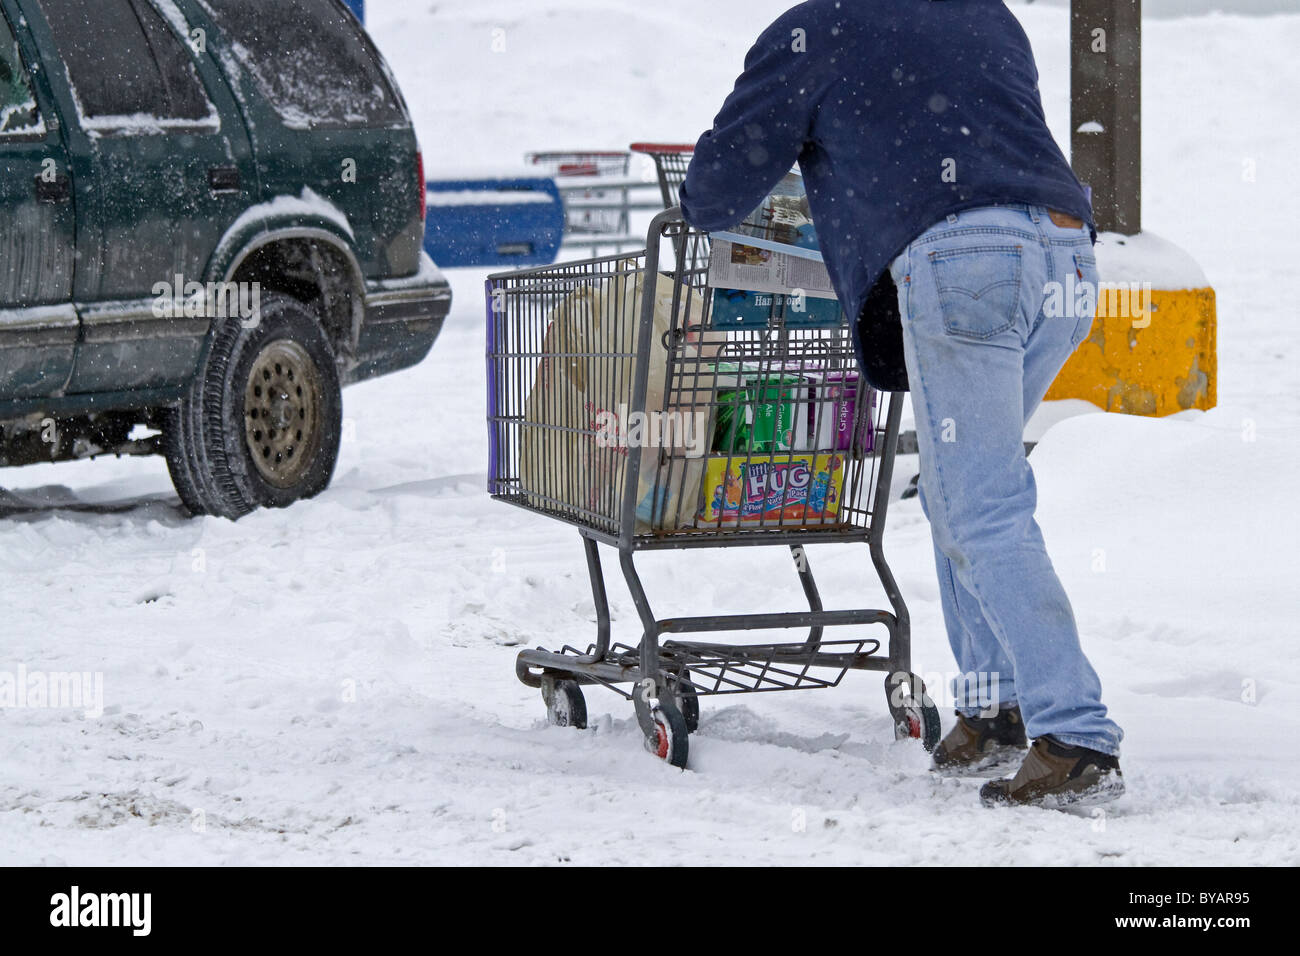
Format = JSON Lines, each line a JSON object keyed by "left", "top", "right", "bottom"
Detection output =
{"left": 520, "top": 264, "right": 718, "bottom": 531}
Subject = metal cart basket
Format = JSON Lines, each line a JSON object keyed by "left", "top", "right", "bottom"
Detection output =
{"left": 486, "top": 209, "right": 939, "bottom": 768}
{"left": 630, "top": 143, "right": 694, "bottom": 211}
{"left": 526, "top": 150, "right": 634, "bottom": 238}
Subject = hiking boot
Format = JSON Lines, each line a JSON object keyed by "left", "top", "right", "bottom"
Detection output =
{"left": 931, "top": 705, "right": 1027, "bottom": 774}
{"left": 980, "top": 737, "right": 1125, "bottom": 809}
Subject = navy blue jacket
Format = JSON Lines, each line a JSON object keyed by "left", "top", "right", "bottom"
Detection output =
{"left": 680, "top": 0, "right": 1093, "bottom": 388}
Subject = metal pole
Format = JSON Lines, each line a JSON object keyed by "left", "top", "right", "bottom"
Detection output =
{"left": 1071, "top": 0, "right": 1142, "bottom": 234}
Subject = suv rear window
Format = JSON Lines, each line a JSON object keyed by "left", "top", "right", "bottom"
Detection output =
{"left": 197, "top": 0, "right": 404, "bottom": 129}
{"left": 35, "top": 0, "right": 214, "bottom": 128}
{"left": 1, "top": 13, "right": 42, "bottom": 135}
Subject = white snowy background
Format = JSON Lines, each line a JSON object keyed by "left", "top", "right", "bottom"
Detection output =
{"left": 2, "top": 0, "right": 1297, "bottom": 864}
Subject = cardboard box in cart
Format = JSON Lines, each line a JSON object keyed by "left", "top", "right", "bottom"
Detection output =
{"left": 712, "top": 367, "right": 809, "bottom": 454}
{"left": 803, "top": 369, "right": 875, "bottom": 456}
{"left": 699, "top": 452, "right": 846, "bottom": 526}
{"left": 709, "top": 362, "right": 875, "bottom": 457}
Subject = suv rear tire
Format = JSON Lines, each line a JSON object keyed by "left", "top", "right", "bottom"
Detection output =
{"left": 165, "top": 294, "right": 343, "bottom": 519}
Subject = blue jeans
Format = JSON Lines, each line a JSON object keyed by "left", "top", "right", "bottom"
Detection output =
{"left": 889, "top": 203, "right": 1123, "bottom": 756}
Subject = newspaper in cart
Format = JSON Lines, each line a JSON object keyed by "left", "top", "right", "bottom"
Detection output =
{"left": 707, "top": 172, "right": 843, "bottom": 329}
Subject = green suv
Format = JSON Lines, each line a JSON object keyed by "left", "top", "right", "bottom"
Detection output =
{"left": 0, "top": 0, "right": 449, "bottom": 517}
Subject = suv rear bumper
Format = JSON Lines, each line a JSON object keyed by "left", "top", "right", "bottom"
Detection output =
{"left": 350, "top": 253, "right": 452, "bottom": 384}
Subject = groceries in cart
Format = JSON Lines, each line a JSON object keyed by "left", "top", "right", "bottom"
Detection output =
{"left": 693, "top": 362, "right": 874, "bottom": 527}
{"left": 700, "top": 452, "right": 844, "bottom": 525}
{"left": 517, "top": 314, "right": 873, "bottom": 535}
{"left": 516, "top": 260, "right": 720, "bottom": 531}
{"left": 515, "top": 301, "right": 877, "bottom": 530}
{"left": 511, "top": 172, "right": 876, "bottom": 532}
{"left": 708, "top": 364, "right": 873, "bottom": 455}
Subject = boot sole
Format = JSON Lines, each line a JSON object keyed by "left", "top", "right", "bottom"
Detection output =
{"left": 932, "top": 743, "right": 1028, "bottom": 778}
{"left": 980, "top": 772, "right": 1126, "bottom": 810}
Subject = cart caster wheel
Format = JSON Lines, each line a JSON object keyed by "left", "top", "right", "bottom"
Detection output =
{"left": 893, "top": 697, "right": 941, "bottom": 752}
{"left": 885, "top": 672, "right": 941, "bottom": 752}
{"left": 645, "top": 700, "right": 689, "bottom": 769}
{"left": 670, "top": 672, "right": 700, "bottom": 734}
{"left": 542, "top": 677, "right": 587, "bottom": 730}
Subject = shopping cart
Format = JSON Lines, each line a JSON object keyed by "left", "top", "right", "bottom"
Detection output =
{"left": 526, "top": 150, "right": 634, "bottom": 238}
{"left": 630, "top": 143, "right": 695, "bottom": 210}
{"left": 486, "top": 209, "right": 939, "bottom": 768}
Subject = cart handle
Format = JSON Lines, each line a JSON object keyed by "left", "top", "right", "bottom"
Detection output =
{"left": 629, "top": 143, "right": 695, "bottom": 155}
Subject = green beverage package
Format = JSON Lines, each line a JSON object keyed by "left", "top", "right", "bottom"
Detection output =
{"left": 709, "top": 364, "right": 808, "bottom": 454}
{"left": 744, "top": 372, "right": 805, "bottom": 453}
{"left": 710, "top": 362, "right": 751, "bottom": 453}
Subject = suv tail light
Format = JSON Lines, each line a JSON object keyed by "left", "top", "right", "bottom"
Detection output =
{"left": 416, "top": 150, "right": 427, "bottom": 224}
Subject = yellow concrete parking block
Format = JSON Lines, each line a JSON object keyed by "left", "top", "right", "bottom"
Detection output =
{"left": 1047, "top": 286, "right": 1217, "bottom": 417}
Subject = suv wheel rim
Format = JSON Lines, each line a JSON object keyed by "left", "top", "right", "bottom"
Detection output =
{"left": 243, "top": 339, "right": 322, "bottom": 489}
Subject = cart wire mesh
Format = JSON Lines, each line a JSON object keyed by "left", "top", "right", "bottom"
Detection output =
{"left": 487, "top": 213, "right": 897, "bottom": 547}
{"left": 549, "top": 635, "right": 885, "bottom": 701}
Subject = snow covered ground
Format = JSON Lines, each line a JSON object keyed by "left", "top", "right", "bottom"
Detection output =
{"left": 2, "top": 1, "right": 1297, "bottom": 865}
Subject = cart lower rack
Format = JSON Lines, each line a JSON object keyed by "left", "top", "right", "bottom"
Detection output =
{"left": 486, "top": 209, "right": 938, "bottom": 768}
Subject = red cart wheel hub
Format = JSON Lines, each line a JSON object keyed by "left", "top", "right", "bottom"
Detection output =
{"left": 653, "top": 721, "right": 670, "bottom": 759}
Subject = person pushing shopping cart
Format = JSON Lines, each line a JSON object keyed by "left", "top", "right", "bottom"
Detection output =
{"left": 678, "top": 0, "right": 1124, "bottom": 809}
